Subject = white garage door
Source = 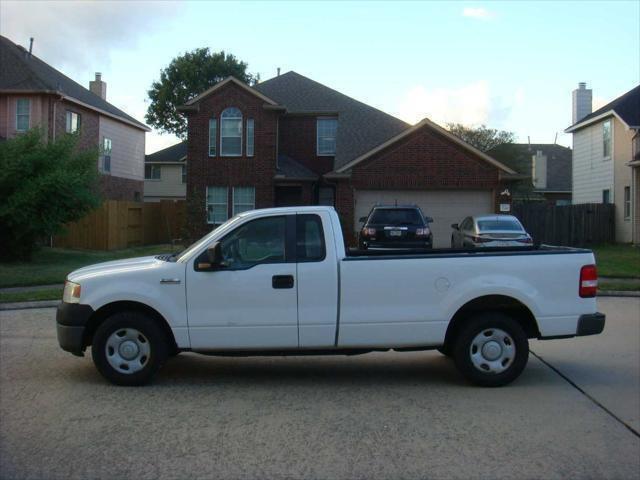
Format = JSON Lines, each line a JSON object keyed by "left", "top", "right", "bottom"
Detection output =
{"left": 355, "top": 190, "right": 493, "bottom": 248}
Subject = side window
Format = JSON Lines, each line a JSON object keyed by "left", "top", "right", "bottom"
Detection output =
{"left": 219, "top": 216, "right": 286, "bottom": 269}
{"left": 297, "top": 214, "right": 326, "bottom": 262}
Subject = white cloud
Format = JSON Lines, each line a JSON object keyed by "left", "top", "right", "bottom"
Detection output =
{"left": 396, "top": 82, "right": 491, "bottom": 126}
{"left": 462, "top": 7, "right": 494, "bottom": 20}
{"left": 0, "top": 0, "right": 180, "bottom": 74}
{"left": 395, "top": 82, "right": 524, "bottom": 132}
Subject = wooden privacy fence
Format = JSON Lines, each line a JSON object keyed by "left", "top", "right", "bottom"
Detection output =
{"left": 53, "top": 200, "right": 186, "bottom": 250}
{"left": 512, "top": 202, "right": 615, "bottom": 246}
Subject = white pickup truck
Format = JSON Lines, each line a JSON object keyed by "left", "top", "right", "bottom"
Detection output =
{"left": 57, "top": 206, "right": 605, "bottom": 387}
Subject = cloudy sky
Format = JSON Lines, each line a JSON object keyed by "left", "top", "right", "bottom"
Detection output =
{"left": 2, "top": 0, "right": 638, "bottom": 153}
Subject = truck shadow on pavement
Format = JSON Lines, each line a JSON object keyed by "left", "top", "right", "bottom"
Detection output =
{"left": 65, "top": 350, "right": 564, "bottom": 389}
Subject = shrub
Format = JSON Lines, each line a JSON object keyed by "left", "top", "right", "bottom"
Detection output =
{"left": 0, "top": 129, "right": 101, "bottom": 260}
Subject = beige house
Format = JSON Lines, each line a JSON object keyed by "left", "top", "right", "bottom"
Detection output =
{"left": 144, "top": 141, "right": 187, "bottom": 202}
{"left": 566, "top": 83, "right": 640, "bottom": 244}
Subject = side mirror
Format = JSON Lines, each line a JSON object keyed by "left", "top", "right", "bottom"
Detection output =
{"left": 207, "top": 242, "right": 223, "bottom": 265}
{"left": 359, "top": 216, "right": 368, "bottom": 223}
{"left": 451, "top": 223, "right": 459, "bottom": 230}
{"left": 425, "top": 217, "right": 434, "bottom": 223}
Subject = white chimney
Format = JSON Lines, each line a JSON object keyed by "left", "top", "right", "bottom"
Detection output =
{"left": 532, "top": 150, "right": 547, "bottom": 190}
{"left": 572, "top": 82, "right": 592, "bottom": 124}
{"left": 90, "top": 72, "right": 107, "bottom": 100}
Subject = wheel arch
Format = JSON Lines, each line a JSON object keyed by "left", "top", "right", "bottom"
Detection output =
{"left": 443, "top": 295, "right": 540, "bottom": 350}
{"left": 83, "top": 301, "right": 178, "bottom": 353}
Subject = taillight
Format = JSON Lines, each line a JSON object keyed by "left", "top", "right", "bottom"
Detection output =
{"left": 416, "top": 227, "right": 430, "bottom": 237}
{"left": 517, "top": 236, "right": 533, "bottom": 244}
{"left": 361, "top": 227, "right": 376, "bottom": 237}
{"left": 579, "top": 265, "right": 598, "bottom": 298}
{"left": 471, "top": 235, "right": 491, "bottom": 243}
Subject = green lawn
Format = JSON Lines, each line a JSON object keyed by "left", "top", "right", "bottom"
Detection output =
{"left": 0, "top": 287, "right": 64, "bottom": 304}
{"left": 598, "top": 281, "right": 640, "bottom": 292}
{"left": 590, "top": 244, "right": 640, "bottom": 278}
{"left": 0, "top": 245, "right": 180, "bottom": 288}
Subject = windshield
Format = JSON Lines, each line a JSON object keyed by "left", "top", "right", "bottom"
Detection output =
{"left": 477, "top": 218, "right": 524, "bottom": 232}
{"left": 175, "top": 215, "right": 245, "bottom": 262}
{"left": 369, "top": 208, "right": 423, "bottom": 226}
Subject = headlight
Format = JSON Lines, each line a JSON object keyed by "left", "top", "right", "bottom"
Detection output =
{"left": 63, "top": 281, "right": 81, "bottom": 303}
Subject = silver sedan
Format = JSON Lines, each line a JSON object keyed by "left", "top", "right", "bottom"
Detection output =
{"left": 451, "top": 214, "right": 532, "bottom": 248}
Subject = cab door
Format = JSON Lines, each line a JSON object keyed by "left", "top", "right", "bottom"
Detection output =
{"left": 186, "top": 214, "right": 298, "bottom": 350}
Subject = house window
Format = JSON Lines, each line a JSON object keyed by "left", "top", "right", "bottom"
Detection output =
{"left": 624, "top": 186, "right": 631, "bottom": 220}
{"left": 246, "top": 118, "right": 254, "bottom": 157}
{"left": 101, "top": 137, "right": 112, "bottom": 173}
{"left": 182, "top": 164, "right": 187, "bottom": 184}
{"left": 207, "top": 186, "right": 228, "bottom": 224}
{"left": 208, "top": 118, "right": 217, "bottom": 156}
{"left": 220, "top": 107, "right": 242, "bottom": 156}
{"left": 602, "top": 189, "right": 610, "bottom": 204}
{"left": 16, "top": 98, "right": 30, "bottom": 132}
{"left": 233, "top": 187, "right": 255, "bottom": 215}
{"left": 317, "top": 117, "right": 337, "bottom": 156}
{"left": 145, "top": 164, "right": 161, "bottom": 180}
{"left": 603, "top": 119, "right": 611, "bottom": 159}
{"left": 65, "top": 111, "right": 81, "bottom": 133}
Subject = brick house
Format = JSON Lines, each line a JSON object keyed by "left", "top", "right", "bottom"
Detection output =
{"left": 0, "top": 35, "right": 149, "bottom": 201}
{"left": 180, "top": 72, "right": 517, "bottom": 246}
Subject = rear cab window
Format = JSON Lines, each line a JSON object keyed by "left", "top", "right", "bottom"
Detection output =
{"left": 297, "top": 214, "right": 326, "bottom": 262}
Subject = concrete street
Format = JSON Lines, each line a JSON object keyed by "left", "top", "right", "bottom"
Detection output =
{"left": 1, "top": 298, "right": 638, "bottom": 479}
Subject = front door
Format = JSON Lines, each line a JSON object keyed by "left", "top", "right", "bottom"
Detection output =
{"left": 275, "top": 186, "right": 303, "bottom": 207}
{"left": 186, "top": 215, "right": 298, "bottom": 350}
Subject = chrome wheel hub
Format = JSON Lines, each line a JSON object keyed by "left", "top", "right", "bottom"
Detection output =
{"left": 105, "top": 328, "right": 150, "bottom": 374}
{"left": 470, "top": 328, "right": 515, "bottom": 374}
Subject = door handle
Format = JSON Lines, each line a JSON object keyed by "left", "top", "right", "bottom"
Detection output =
{"left": 272, "top": 275, "right": 294, "bottom": 289}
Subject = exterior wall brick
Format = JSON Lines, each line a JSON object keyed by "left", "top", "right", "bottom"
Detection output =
{"left": 99, "top": 175, "right": 144, "bottom": 201}
{"left": 54, "top": 99, "right": 100, "bottom": 152}
{"left": 185, "top": 82, "right": 279, "bottom": 238}
{"left": 334, "top": 126, "right": 502, "bottom": 244}
{"left": 278, "top": 115, "right": 334, "bottom": 175}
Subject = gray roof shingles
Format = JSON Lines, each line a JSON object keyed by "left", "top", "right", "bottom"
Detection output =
{"left": 276, "top": 154, "right": 318, "bottom": 180}
{"left": 569, "top": 84, "right": 640, "bottom": 129}
{"left": 0, "top": 35, "right": 148, "bottom": 130}
{"left": 488, "top": 143, "right": 572, "bottom": 192}
{"left": 254, "top": 71, "right": 409, "bottom": 170}
{"left": 145, "top": 141, "right": 187, "bottom": 163}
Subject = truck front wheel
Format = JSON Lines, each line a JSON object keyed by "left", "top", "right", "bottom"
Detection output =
{"left": 91, "top": 311, "right": 169, "bottom": 386}
{"left": 452, "top": 312, "right": 529, "bottom": 387}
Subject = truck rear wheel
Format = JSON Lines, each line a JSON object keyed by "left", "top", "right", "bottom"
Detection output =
{"left": 91, "top": 311, "right": 168, "bottom": 386}
{"left": 452, "top": 312, "right": 528, "bottom": 387}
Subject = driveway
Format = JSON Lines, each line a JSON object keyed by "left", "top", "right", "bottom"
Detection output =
{"left": 1, "top": 298, "right": 638, "bottom": 479}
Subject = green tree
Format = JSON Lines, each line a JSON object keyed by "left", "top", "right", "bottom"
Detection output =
{"left": 0, "top": 129, "right": 100, "bottom": 260}
{"left": 146, "top": 48, "right": 259, "bottom": 138}
{"left": 446, "top": 123, "right": 516, "bottom": 152}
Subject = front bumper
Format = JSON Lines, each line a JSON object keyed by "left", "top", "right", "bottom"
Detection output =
{"left": 56, "top": 303, "right": 94, "bottom": 356}
{"left": 576, "top": 312, "right": 606, "bottom": 336}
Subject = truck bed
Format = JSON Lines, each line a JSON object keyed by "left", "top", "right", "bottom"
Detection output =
{"left": 345, "top": 244, "right": 592, "bottom": 259}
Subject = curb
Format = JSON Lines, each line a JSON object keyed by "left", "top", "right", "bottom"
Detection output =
{"left": 597, "top": 291, "right": 640, "bottom": 298}
{"left": 0, "top": 300, "right": 61, "bottom": 311}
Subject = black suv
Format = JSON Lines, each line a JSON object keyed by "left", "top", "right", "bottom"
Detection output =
{"left": 358, "top": 205, "right": 434, "bottom": 250}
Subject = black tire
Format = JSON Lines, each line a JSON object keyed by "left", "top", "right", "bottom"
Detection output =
{"left": 91, "top": 311, "right": 169, "bottom": 386}
{"left": 452, "top": 312, "right": 529, "bottom": 387}
{"left": 437, "top": 346, "right": 451, "bottom": 357}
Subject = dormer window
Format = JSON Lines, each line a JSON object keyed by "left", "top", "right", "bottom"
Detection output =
{"left": 317, "top": 117, "right": 337, "bottom": 156}
{"left": 220, "top": 107, "right": 242, "bottom": 156}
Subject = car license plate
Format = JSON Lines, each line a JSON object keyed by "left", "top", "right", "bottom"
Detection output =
{"left": 390, "top": 230, "right": 402, "bottom": 237}
{"left": 496, "top": 241, "right": 511, "bottom": 246}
